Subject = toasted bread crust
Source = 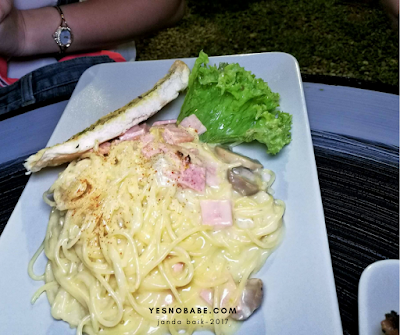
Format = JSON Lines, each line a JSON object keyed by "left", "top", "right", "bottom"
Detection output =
{"left": 24, "top": 60, "right": 190, "bottom": 173}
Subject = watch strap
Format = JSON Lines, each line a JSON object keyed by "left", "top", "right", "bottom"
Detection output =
{"left": 55, "top": 6, "right": 68, "bottom": 27}
{"left": 53, "top": 6, "right": 72, "bottom": 54}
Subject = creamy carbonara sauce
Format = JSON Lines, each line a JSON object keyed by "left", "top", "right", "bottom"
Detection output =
{"left": 29, "top": 133, "right": 284, "bottom": 335}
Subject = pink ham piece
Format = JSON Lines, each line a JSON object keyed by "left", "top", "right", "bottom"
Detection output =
{"left": 141, "top": 143, "right": 172, "bottom": 159}
{"left": 98, "top": 142, "right": 111, "bottom": 155}
{"left": 89, "top": 141, "right": 111, "bottom": 155}
{"left": 142, "top": 144, "right": 163, "bottom": 158}
{"left": 152, "top": 119, "right": 177, "bottom": 126}
{"left": 141, "top": 133, "right": 155, "bottom": 147}
{"left": 178, "top": 164, "right": 206, "bottom": 192}
{"left": 162, "top": 124, "right": 194, "bottom": 144}
{"left": 180, "top": 114, "right": 207, "bottom": 135}
{"left": 200, "top": 200, "right": 233, "bottom": 228}
{"left": 200, "top": 289, "right": 213, "bottom": 306}
{"left": 172, "top": 262, "right": 184, "bottom": 272}
{"left": 119, "top": 123, "right": 149, "bottom": 141}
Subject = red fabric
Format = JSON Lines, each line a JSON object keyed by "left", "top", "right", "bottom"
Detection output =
{"left": 0, "top": 50, "right": 125, "bottom": 87}
{"left": 0, "top": 57, "right": 18, "bottom": 87}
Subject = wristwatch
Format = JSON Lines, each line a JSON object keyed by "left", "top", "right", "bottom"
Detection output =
{"left": 52, "top": 6, "right": 73, "bottom": 53}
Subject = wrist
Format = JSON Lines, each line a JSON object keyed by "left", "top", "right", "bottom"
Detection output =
{"left": 0, "top": 7, "right": 26, "bottom": 57}
{"left": 13, "top": 9, "right": 27, "bottom": 57}
{"left": 19, "top": 7, "right": 60, "bottom": 56}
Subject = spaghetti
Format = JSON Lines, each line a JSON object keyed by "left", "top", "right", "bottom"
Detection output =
{"left": 29, "top": 133, "right": 284, "bottom": 335}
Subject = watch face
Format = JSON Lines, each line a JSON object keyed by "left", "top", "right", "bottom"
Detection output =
{"left": 59, "top": 29, "right": 72, "bottom": 46}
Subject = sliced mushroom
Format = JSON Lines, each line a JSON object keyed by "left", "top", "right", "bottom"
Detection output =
{"left": 227, "top": 167, "right": 260, "bottom": 196}
{"left": 215, "top": 146, "right": 263, "bottom": 170}
{"left": 230, "top": 278, "right": 263, "bottom": 321}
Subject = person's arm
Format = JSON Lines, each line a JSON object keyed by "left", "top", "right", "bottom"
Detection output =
{"left": 381, "top": 0, "right": 399, "bottom": 30}
{"left": 0, "top": 0, "right": 185, "bottom": 57}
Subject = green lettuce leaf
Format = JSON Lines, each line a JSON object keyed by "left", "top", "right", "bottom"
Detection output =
{"left": 178, "top": 51, "right": 292, "bottom": 154}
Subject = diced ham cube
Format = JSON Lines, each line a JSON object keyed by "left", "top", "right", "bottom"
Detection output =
{"left": 141, "top": 143, "right": 171, "bottom": 159}
{"left": 178, "top": 164, "right": 206, "bottom": 192}
{"left": 119, "top": 123, "right": 149, "bottom": 141}
{"left": 180, "top": 115, "right": 207, "bottom": 135}
{"left": 200, "top": 200, "right": 233, "bottom": 228}
{"left": 98, "top": 142, "right": 111, "bottom": 155}
{"left": 152, "top": 119, "right": 177, "bottom": 126}
{"left": 200, "top": 288, "right": 213, "bottom": 306}
{"left": 89, "top": 142, "right": 111, "bottom": 155}
{"left": 172, "top": 262, "right": 184, "bottom": 272}
{"left": 162, "top": 124, "right": 194, "bottom": 144}
{"left": 142, "top": 144, "right": 162, "bottom": 158}
{"left": 141, "top": 133, "right": 155, "bottom": 146}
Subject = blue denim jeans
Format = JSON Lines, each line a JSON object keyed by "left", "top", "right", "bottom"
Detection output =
{"left": 0, "top": 55, "right": 116, "bottom": 118}
{"left": 58, "top": 0, "right": 80, "bottom": 5}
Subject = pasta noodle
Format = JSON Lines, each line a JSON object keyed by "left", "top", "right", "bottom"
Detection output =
{"left": 29, "top": 135, "right": 285, "bottom": 335}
